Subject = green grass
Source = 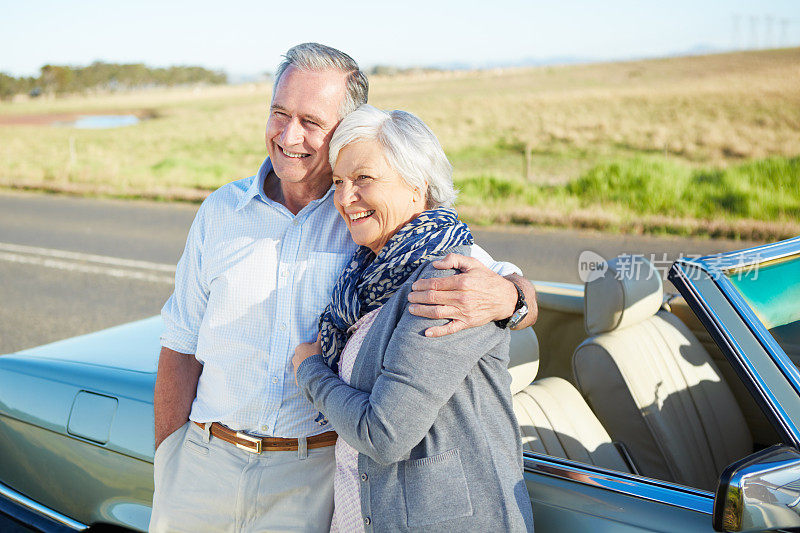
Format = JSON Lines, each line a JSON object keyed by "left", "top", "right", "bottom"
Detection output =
{"left": 566, "top": 155, "right": 800, "bottom": 219}
{"left": 450, "top": 155, "right": 800, "bottom": 239}
{"left": 567, "top": 157, "right": 691, "bottom": 214}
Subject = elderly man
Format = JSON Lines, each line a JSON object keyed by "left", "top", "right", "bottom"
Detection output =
{"left": 150, "top": 43, "right": 537, "bottom": 532}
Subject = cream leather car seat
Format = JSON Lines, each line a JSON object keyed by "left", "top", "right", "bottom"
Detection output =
{"left": 509, "top": 327, "right": 631, "bottom": 472}
{"left": 573, "top": 255, "right": 752, "bottom": 491}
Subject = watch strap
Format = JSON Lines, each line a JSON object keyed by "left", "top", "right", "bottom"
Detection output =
{"left": 495, "top": 281, "right": 526, "bottom": 329}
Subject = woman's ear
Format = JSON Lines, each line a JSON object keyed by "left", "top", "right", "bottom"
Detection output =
{"left": 412, "top": 184, "right": 426, "bottom": 205}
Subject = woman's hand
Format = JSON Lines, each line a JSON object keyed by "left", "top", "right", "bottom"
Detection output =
{"left": 293, "top": 335, "right": 322, "bottom": 383}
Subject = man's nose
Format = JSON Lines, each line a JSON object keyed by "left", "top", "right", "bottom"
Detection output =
{"left": 280, "top": 118, "right": 303, "bottom": 145}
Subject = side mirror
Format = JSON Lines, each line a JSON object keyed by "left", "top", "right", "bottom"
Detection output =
{"left": 714, "top": 445, "right": 800, "bottom": 532}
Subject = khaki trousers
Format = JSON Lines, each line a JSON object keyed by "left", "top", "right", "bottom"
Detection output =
{"left": 149, "top": 422, "right": 335, "bottom": 532}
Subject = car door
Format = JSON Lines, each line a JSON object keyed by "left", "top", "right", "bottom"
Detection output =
{"left": 525, "top": 452, "right": 714, "bottom": 532}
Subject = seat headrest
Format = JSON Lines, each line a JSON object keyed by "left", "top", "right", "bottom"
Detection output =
{"left": 508, "top": 327, "right": 539, "bottom": 394}
{"left": 584, "top": 254, "right": 663, "bottom": 335}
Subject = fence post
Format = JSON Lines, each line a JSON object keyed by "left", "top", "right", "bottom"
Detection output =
{"left": 525, "top": 142, "right": 533, "bottom": 182}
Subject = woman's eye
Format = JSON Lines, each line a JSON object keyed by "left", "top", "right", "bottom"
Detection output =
{"left": 304, "top": 119, "right": 320, "bottom": 128}
{"left": 332, "top": 179, "right": 343, "bottom": 186}
{"left": 357, "top": 175, "right": 373, "bottom": 181}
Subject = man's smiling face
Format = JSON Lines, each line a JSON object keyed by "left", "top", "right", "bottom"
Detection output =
{"left": 265, "top": 66, "right": 347, "bottom": 187}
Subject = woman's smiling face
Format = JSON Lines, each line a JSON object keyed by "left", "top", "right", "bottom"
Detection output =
{"left": 332, "top": 140, "right": 426, "bottom": 254}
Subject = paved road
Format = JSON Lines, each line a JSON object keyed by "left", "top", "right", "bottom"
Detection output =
{"left": 0, "top": 192, "right": 763, "bottom": 354}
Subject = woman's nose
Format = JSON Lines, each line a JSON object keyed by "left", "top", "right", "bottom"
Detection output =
{"left": 337, "top": 183, "right": 357, "bottom": 205}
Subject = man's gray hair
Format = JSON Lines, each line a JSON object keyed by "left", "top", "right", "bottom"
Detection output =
{"left": 329, "top": 105, "right": 457, "bottom": 209}
{"left": 273, "top": 43, "right": 369, "bottom": 118}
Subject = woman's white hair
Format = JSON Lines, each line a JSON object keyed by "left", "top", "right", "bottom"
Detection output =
{"left": 328, "top": 105, "right": 457, "bottom": 208}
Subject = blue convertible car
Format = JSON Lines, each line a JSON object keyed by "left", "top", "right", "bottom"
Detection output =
{"left": 1, "top": 237, "right": 799, "bottom": 532}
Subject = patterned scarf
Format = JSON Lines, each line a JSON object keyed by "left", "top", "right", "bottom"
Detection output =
{"left": 319, "top": 207, "right": 473, "bottom": 371}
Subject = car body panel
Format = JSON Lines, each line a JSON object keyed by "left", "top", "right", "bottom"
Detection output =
{"left": 0, "top": 415, "right": 152, "bottom": 530}
{"left": 0, "top": 358, "right": 156, "bottom": 459}
{"left": 12, "top": 316, "right": 162, "bottom": 374}
{"left": 0, "top": 479, "right": 85, "bottom": 532}
{"left": 0, "top": 320, "right": 159, "bottom": 530}
{"left": 527, "top": 470, "right": 712, "bottom": 532}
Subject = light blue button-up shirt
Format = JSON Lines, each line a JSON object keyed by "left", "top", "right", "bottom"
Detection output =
{"left": 161, "top": 158, "right": 519, "bottom": 438}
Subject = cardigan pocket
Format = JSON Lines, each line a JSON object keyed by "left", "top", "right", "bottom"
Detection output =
{"left": 404, "top": 449, "right": 473, "bottom": 527}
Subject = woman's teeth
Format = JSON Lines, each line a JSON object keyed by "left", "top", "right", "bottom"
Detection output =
{"left": 349, "top": 211, "right": 375, "bottom": 221}
{"left": 282, "top": 148, "right": 309, "bottom": 158}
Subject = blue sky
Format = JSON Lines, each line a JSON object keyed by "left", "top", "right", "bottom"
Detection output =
{"left": 1, "top": 0, "right": 798, "bottom": 77}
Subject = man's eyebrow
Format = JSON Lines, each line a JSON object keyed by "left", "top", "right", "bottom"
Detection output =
{"left": 301, "top": 112, "right": 328, "bottom": 126}
{"left": 269, "top": 104, "right": 328, "bottom": 127}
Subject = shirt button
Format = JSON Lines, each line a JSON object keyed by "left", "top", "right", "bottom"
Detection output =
{"left": 261, "top": 425, "right": 269, "bottom": 432}
{"left": 280, "top": 323, "right": 287, "bottom": 331}
{"left": 292, "top": 219, "right": 299, "bottom": 226}
{"left": 364, "top": 517, "right": 371, "bottom": 526}
{"left": 360, "top": 473, "right": 368, "bottom": 482}
{"left": 272, "top": 376, "right": 278, "bottom": 384}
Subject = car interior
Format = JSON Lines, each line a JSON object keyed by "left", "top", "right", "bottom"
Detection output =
{"left": 510, "top": 254, "right": 780, "bottom": 493}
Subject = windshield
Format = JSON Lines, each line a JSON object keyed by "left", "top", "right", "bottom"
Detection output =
{"left": 725, "top": 254, "right": 800, "bottom": 359}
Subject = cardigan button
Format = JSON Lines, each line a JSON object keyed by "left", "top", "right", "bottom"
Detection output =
{"left": 360, "top": 473, "right": 368, "bottom": 482}
{"left": 364, "top": 517, "right": 371, "bottom": 526}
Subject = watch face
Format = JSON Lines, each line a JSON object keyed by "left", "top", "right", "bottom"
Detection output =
{"left": 508, "top": 303, "right": 529, "bottom": 328}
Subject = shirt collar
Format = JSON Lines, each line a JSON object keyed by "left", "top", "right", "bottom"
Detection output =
{"left": 236, "top": 157, "right": 273, "bottom": 211}
{"left": 235, "top": 156, "right": 336, "bottom": 214}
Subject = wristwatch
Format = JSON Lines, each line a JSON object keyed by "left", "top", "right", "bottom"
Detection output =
{"left": 495, "top": 281, "right": 528, "bottom": 329}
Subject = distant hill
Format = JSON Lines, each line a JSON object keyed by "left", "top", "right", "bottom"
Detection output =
{"left": 371, "top": 44, "right": 742, "bottom": 73}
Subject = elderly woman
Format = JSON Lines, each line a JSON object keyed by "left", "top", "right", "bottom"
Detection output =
{"left": 292, "top": 105, "right": 534, "bottom": 532}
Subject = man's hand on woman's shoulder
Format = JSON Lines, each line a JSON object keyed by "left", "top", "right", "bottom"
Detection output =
{"left": 407, "top": 253, "right": 537, "bottom": 337}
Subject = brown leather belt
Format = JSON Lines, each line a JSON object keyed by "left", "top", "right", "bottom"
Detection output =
{"left": 193, "top": 422, "right": 337, "bottom": 453}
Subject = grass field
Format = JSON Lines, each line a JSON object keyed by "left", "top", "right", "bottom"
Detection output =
{"left": 1, "top": 48, "right": 799, "bottom": 239}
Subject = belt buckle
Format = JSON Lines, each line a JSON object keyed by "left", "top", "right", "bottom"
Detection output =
{"left": 235, "top": 431, "right": 262, "bottom": 454}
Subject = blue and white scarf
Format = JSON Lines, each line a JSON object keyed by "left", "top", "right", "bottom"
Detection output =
{"left": 319, "top": 207, "right": 473, "bottom": 371}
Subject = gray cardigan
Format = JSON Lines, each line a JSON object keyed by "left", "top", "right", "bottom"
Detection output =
{"left": 297, "top": 246, "right": 534, "bottom": 532}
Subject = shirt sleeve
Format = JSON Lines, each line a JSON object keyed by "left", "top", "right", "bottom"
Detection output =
{"left": 296, "top": 263, "right": 508, "bottom": 465}
{"left": 160, "top": 205, "right": 209, "bottom": 355}
{"left": 469, "top": 243, "right": 522, "bottom": 277}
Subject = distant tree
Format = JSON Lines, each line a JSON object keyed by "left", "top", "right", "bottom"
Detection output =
{"left": 0, "top": 73, "right": 18, "bottom": 100}
{"left": 369, "top": 65, "right": 400, "bottom": 76}
{"left": 40, "top": 64, "right": 77, "bottom": 94}
{"left": 0, "top": 73, "right": 40, "bottom": 100}
{"left": 367, "top": 65, "right": 442, "bottom": 77}
{"left": 0, "top": 62, "right": 228, "bottom": 98}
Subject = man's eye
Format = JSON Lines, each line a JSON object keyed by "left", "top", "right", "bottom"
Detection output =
{"left": 332, "top": 179, "right": 343, "bottom": 186}
{"left": 357, "top": 175, "right": 373, "bottom": 181}
{"left": 273, "top": 110, "right": 288, "bottom": 118}
{"left": 304, "top": 119, "right": 320, "bottom": 128}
